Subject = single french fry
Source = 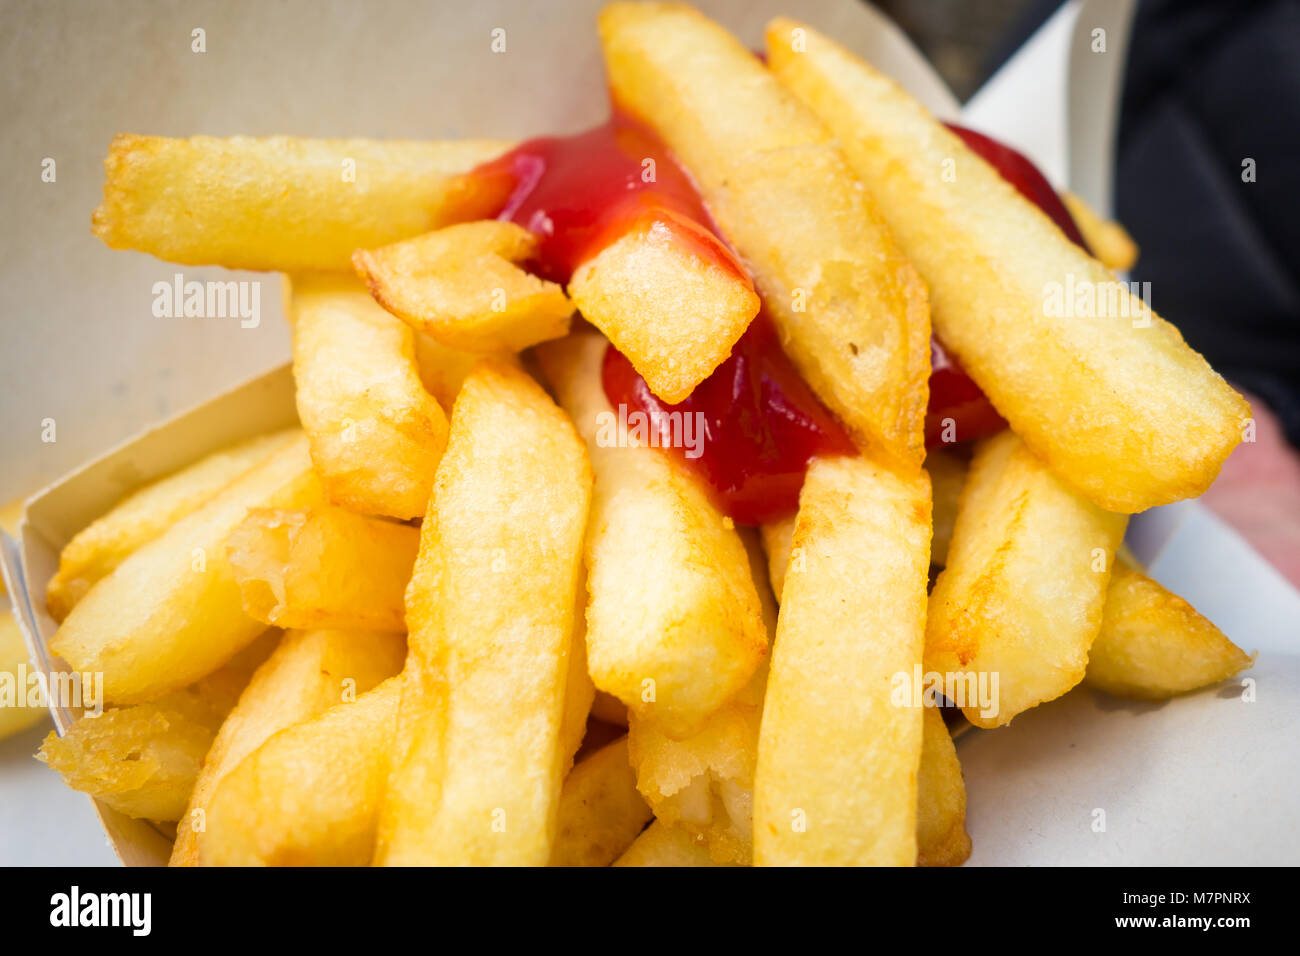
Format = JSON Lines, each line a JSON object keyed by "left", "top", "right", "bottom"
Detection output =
{"left": 92, "top": 135, "right": 511, "bottom": 271}
{"left": 598, "top": 3, "right": 930, "bottom": 467}
{"left": 45, "top": 430, "right": 298, "bottom": 622}
{"left": 926, "top": 431, "right": 1128, "bottom": 728}
{"left": 354, "top": 220, "right": 573, "bottom": 353}
{"left": 927, "top": 448, "right": 969, "bottom": 568}
{"left": 759, "top": 516, "right": 795, "bottom": 603}
{"left": 548, "top": 736, "right": 652, "bottom": 867}
{"left": 1061, "top": 191, "right": 1139, "bottom": 272}
{"left": 536, "top": 332, "right": 768, "bottom": 737}
{"left": 916, "top": 706, "right": 971, "bottom": 867}
{"left": 39, "top": 632, "right": 278, "bottom": 822}
{"left": 768, "top": 20, "right": 1248, "bottom": 512}
{"left": 1086, "top": 562, "right": 1254, "bottom": 699}
{"left": 289, "top": 274, "right": 449, "bottom": 520}
{"left": 50, "top": 438, "right": 319, "bottom": 704}
{"left": 226, "top": 506, "right": 418, "bottom": 632}
{"left": 412, "top": 331, "right": 516, "bottom": 411}
{"left": 170, "top": 628, "right": 405, "bottom": 865}
{"left": 614, "top": 820, "right": 736, "bottom": 867}
{"left": 376, "top": 361, "right": 592, "bottom": 866}
{"left": 754, "top": 455, "right": 931, "bottom": 866}
{"left": 568, "top": 217, "right": 760, "bottom": 402}
{"left": 0, "top": 612, "right": 45, "bottom": 740}
{"left": 200, "top": 675, "right": 402, "bottom": 866}
{"left": 625, "top": 529, "right": 775, "bottom": 865}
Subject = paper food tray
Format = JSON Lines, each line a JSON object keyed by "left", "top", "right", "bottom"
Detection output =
{"left": 3, "top": 0, "right": 1297, "bottom": 866}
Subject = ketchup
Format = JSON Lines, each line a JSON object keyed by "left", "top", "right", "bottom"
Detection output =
{"left": 470, "top": 115, "right": 744, "bottom": 284}
{"left": 466, "top": 116, "right": 1087, "bottom": 525}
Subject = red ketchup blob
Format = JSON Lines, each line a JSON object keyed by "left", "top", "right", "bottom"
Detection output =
{"left": 602, "top": 312, "right": 856, "bottom": 526}
{"left": 470, "top": 115, "right": 744, "bottom": 284}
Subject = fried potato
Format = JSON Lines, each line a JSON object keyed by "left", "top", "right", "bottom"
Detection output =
{"left": 568, "top": 216, "right": 760, "bottom": 403}
{"left": 171, "top": 627, "right": 404, "bottom": 866}
{"left": 1086, "top": 562, "right": 1254, "bottom": 699}
{"left": 201, "top": 675, "right": 401, "bottom": 866}
{"left": 38, "top": 632, "right": 277, "bottom": 822}
{"left": 377, "top": 362, "right": 592, "bottom": 866}
{"left": 548, "top": 736, "right": 652, "bottom": 867}
{"left": 92, "top": 135, "right": 510, "bottom": 271}
{"left": 759, "top": 516, "right": 795, "bottom": 603}
{"left": 926, "top": 448, "right": 969, "bottom": 568}
{"left": 0, "top": 612, "right": 45, "bottom": 739}
{"left": 45, "top": 431, "right": 298, "bottom": 622}
{"left": 614, "top": 820, "right": 736, "bottom": 867}
{"left": 754, "top": 455, "right": 931, "bottom": 866}
{"left": 926, "top": 432, "right": 1127, "bottom": 728}
{"left": 289, "top": 274, "right": 449, "bottom": 520}
{"left": 50, "top": 437, "right": 319, "bottom": 704}
{"left": 917, "top": 706, "right": 971, "bottom": 867}
{"left": 413, "top": 331, "right": 516, "bottom": 410}
{"left": 768, "top": 20, "right": 1248, "bottom": 512}
{"left": 536, "top": 332, "right": 768, "bottom": 737}
{"left": 628, "top": 661, "right": 766, "bottom": 865}
{"left": 598, "top": 3, "right": 930, "bottom": 468}
{"left": 1062, "top": 191, "right": 1139, "bottom": 272}
{"left": 226, "top": 506, "right": 418, "bottom": 632}
{"left": 354, "top": 221, "right": 573, "bottom": 353}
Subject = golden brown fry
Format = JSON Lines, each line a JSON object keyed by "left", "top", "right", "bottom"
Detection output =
{"left": 1086, "top": 562, "right": 1254, "bottom": 699}
{"left": 548, "top": 736, "right": 652, "bottom": 867}
{"left": 598, "top": 2, "right": 930, "bottom": 467}
{"left": 92, "top": 135, "right": 510, "bottom": 271}
{"left": 759, "top": 516, "right": 795, "bottom": 603}
{"left": 0, "top": 612, "right": 45, "bottom": 740}
{"left": 50, "top": 438, "right": 319, "bottom": 704}
{"left": 38, "top": 632, "right": 277, "bottom": 822}
{"left": 201, "top": 675, "right": 402, "bottom": 866}
{"left": 568, "top": 218, "right": 760, "bottom": 402}
{"left": 354, "top": 221, "right": 573, "bottom": 353}
{"left": 916, "top": 706, "right": 971, "bottom": 867}
{"left": 754, "top": 455, "right": 931, "bottom": 866}
{"left": 412, "top": 331, "right": 516, "bottom": 411}
{"left": 768, "top": 20, "right": 1247, "bottom": 512}
{"left": 926, "top": 432, "right": 1127, "bottom": 728}
{"left": 613, "top": 820, "right": 737, "bottom": 867}
{"left": 170, "top": 628, "right": 405, "bottom": 865}
{"left": 1062, "top": 191, "right": 1139, "bottom": 272}
{"left": 536, "top": 332, "right": 767, "bottom": 737}
{"left": 45, "top": 431, "right": 298, "bottom": 622}
{"left": 289, "top": 274, "right": 449, "bottom": 520}
{"left": 927, "top": 448, "right": 969, "bottom": 568}
{"left": 226, "top": 506, "right": 418, "bottom": 632}
{"left": 377, "top": 362, "right": 592, "bottom": 866}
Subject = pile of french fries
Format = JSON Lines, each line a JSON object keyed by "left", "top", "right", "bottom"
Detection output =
{"left": 32, "top": 4, "right": 1254, "bottom": 867}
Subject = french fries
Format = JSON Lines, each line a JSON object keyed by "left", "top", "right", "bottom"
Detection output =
{"left": 39, "top": 632, "right": 278, "bottom": 822}
{"left": 614, "top": 820, "right": 736, "bottom": 867}
{"left": 1062, "top": 192, "right": 1139, "bottom": 272}
{"left": 536, "top": 332, "right": 768, "bottom": 736}
{"left": 926, "top": 432, "right": 1128, "bottom": 728}
{"left": 201, "top": 676, "right": 402, "bottom": 866}
{"left": 917, "top": 706, "right": 972, "bottom": 867}
{"left": 568, "top": 217, "right": 760, "bottom": 402}
{"left": 1, "top": 498, "right": 46, "bottom": 740}
{"left": 289, "top": 274, "right": 449, "bottom": 520}
{"left": 377, "top": 362, "right": 592, "bottom": 865}
{"left": 226, "top": 506, "right": 418, "bottom": 632}
{"left": 354, "top": 221, "right": 574, "bottom": 353}
{"left": 548, "top": 736, "right": 652, "bottom": 867}
{"left": 1086, "top": 562, "right": 1254, "bottom": 699}
{"left": 92, "top": 135, "right": 511, "bottom": 271}
{"left": 598, "top": 2, "right": 931, "bottom": 468}
{"left": 767, "top": 20, "right": 1249, "bottom": 512}
{"left": 45, "top": 430, "right": 298, "bottom": 622}
{"left": 171, "top": 627, "right": 405, "bottom": 865}
{"left": 50, "top": 437, "right": 320, "bottom": 704}
{"left": 754, "top": 455, "right": 931, "bottom": 866}
{"left": 927, "top": 448, "right": 969, "bottom": 568}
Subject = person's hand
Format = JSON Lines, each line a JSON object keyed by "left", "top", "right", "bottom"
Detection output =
{"left": 1200, "top": 392, "right": 1300, "bottom": 589}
